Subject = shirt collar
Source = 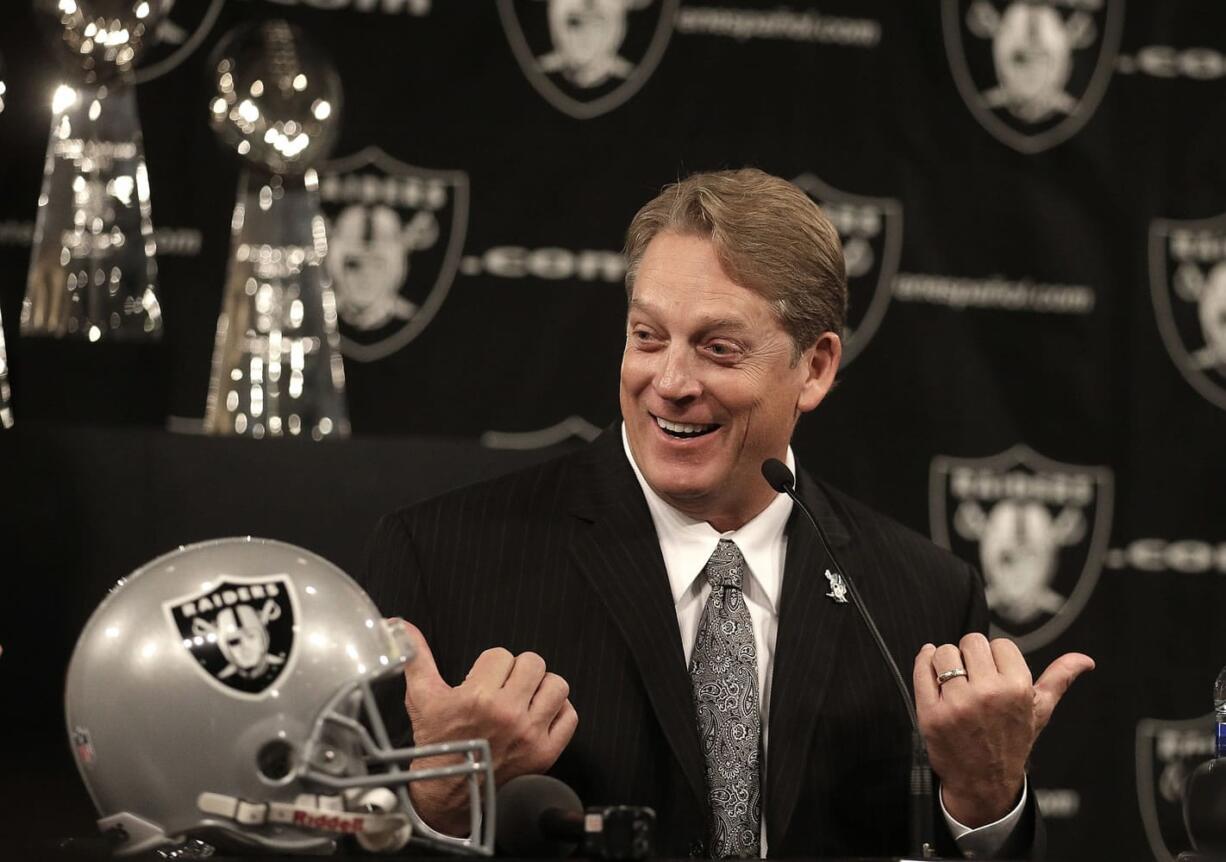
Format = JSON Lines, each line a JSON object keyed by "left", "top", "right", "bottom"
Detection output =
{"left": 621, "top": 423, "right": 794, "bottom": 613}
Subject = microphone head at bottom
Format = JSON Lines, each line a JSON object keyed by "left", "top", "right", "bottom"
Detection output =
{"left": 495, "top": 775, "right": 583, "bottom": 857}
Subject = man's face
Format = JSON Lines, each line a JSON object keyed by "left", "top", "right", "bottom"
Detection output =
{"left": 549, "top": 0, "right": 627, "bottom": 66}
{"left": 620, "top": 232, "right": 838, "bottom": 529}
{"left": 339, "top": 250, "right": 391, "bottom": 302}
{"left": 217, "top": 605, "right": 269, "bottom": 671}
{"left": 330, "top": 207, "right": 407, "bottom": 310}
{"left": 994, "top": 4, "right": 1069, "bottom": 104}
{"left": 1199, "top": 263, "right": 1226, "bottom": 362}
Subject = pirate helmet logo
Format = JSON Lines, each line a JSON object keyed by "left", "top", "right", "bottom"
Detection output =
{"left": 166, "top": 575, "right": 297, "bottom": 697}
{"left": 318, "top": 147, "right": 468, "bottom": 362}
{"left": 942, "top": 0, "right": 1123, "bottom": 153}
{"left": 930, "top": 445, "right": 1113, "bottom": 652}
{"left": 498, "top": 0, "right": 679, "bottom": 119}
{"left": 792, "top": 173, "right": 902, "bottom": 366}
{"left": 1136, "top": 714, "right": 1216, "bottom": 862}
{"left": 1150, "top": 213, "right": 1226, "bottom": 410}
{"left": 328, "top": 205, "right": 436, "bottom": 331}
{"left": 959, "top": 499, "right": 1084, "bottom": 625}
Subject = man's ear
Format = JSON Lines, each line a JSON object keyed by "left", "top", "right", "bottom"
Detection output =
{"left": 797, "top": 331, "right": 841, "bottom": 414}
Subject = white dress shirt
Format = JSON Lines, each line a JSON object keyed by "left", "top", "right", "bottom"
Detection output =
{"left": 621, "top": 425, "right": 1025, "bottom": 858}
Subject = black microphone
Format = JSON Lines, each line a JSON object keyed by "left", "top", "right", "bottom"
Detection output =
{"left": 496, "top": 775, "right": 655, "bottom": 859}
{"left": 497, "top": 774, "right": 583, "bottom": 857}
{"left": 762, "top": 458, "right": 937, "bottom": 859}
{"left": 761, "top": 458, "right": 797, "bottom": 496}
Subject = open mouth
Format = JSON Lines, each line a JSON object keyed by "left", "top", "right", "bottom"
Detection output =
{"left": 654, "top": 415, "right": 720, "bottom": 440}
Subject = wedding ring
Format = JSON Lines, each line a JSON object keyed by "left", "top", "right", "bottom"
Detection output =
{"left": 936, "top": 667, "right": 968, "bottom": 685}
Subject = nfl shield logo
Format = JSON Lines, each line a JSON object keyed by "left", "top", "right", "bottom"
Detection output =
{"left": 498, "top": 0, "right": 679, "bottom": 119}
{"left": 318, "top": 147, "right": 469, "bottom": 363}
{"left": 166, "top": 575, "right": 297, "bottom": 698}
{"left": 793, "top": 173, "right": 902, "bottom": 367}
{"left": 1136, "top": 714, "right": 1216, "bottom": 862}
{"left": 1150, "top": 214, "right": 1226, "bottom": 410}
{"left": 941, "top": 0, "right": 1123, "bottom": 153}
{"left": 929, "top": 445, "right": 1113, "bottom": 652}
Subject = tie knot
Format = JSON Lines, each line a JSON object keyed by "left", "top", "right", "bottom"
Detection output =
{"left": 703, "top": 539, "right": 746, "bottom": 590}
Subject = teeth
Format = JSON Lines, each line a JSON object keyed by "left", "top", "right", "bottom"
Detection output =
{"left": 655, "top": 416, "right": 717, "bottom": 435}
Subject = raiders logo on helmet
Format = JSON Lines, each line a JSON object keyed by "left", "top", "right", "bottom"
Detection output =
{"left": 929, "top": 445, "right": 1113, "bottom": 652}
{"left": 1136, "top": 714, "right": 1216, "bottom": 862}
{"left": 165, "top": 575, "right": 297, "bottom": 697}
{"left": 792, "top": 173, "right": 902, "bottom": 366}
{"left": 1150, "top": 214, "right": 1226, "bottom": 410}
{"left": 317, "top": 147, "right": 468, "bottom": 363}
{"left": 941, "top": 0, "right": 1123, "bottom": 153}
{"left": 498, "top": 0, "right": 679, "bottom": 119}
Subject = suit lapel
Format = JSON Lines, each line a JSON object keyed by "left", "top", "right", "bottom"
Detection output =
{"left": 567, "top": 432, "right": 709, "bottom": 814}
{"left": 766, "top": 469, "right": 853, "bottom": 849}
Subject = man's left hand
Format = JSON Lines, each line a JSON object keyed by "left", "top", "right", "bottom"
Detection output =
{"left": 913, "top": 634, "right": 1095, "bottom": 828}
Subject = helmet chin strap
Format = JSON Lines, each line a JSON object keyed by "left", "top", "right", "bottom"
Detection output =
{"left": 197, "top": 788, "right": 412, "bottom": 852}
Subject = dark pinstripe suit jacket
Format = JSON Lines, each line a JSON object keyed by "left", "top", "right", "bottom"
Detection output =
{"left": 362, "top": 429, "right": 1038, "bottom": 858}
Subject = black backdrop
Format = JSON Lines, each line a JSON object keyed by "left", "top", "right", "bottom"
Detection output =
{"left": 3, "top": 1, "right": 1226, "bottom": 859}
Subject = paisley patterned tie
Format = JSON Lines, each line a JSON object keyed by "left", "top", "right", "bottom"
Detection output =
{"left": 689, "top": 539, "right": 761, "bottom": 858}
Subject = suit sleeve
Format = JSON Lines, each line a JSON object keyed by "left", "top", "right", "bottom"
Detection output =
{"left": 362, "top": 511, "right": 435, "bottom": 748}
{"left": 363, "top": 511, "right": 436, "bottom": 639}
{"left": 960, "top": 560, "right": 991, "bottom": 637}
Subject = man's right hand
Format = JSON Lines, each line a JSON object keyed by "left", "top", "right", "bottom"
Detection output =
{"left": 396, "top": 621, "right": 578, "bottom": 836}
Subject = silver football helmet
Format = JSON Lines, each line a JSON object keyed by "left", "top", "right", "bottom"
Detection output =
{"left": 64, "top": 537, "right": 495, "bottom": 856}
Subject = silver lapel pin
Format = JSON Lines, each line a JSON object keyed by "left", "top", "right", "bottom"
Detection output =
{"left": 824, "top": 569, "right": 849, "bottom": 604}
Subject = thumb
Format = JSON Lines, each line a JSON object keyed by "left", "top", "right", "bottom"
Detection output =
{"left": 1033, "top": 652, "right": 1095, "bottom": 730}
{"left": 394, "top": 619, "right": 449, "bottom": 703}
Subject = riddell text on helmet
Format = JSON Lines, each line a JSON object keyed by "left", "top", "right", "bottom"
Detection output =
{"left": 291, "top": 811, "right": 366, "bottom": 834}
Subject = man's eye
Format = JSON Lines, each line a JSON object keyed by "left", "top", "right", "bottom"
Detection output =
{"left": 706, "top": 342, "right": 738, "bottom": 357}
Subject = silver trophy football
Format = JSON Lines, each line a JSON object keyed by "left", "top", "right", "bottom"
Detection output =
{"left": 203, "top": 20, "right": 348, "bottom": 439}
{"left": 22, "top": 0, "right": 170, "bottom": 341}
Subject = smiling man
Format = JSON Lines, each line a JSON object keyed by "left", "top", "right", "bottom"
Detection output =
{"left": 619, "top": 228, "right": 839, "bottom": 533}
{"left": 363, "top": 168, "right": 1091, "bottom": 859}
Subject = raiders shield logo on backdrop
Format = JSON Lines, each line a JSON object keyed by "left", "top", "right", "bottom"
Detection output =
{"left": 1136, "top": 714, "right": 1216, "bottom": 862}
{"left": 317, "top": 147, "right": 469, "bottom": 363}
{"left": 929, "top": 445, "right": 1113, "bottom": 652}
{"left": 166, "top": 575, "right": 297, "bottom": 698}
{"left": 941, "top": 0, "right": 1123, "bottom": 154}
{"left": 132, "top": 0, "right": 218, "bottom": 81}
{"left": 498, "top": 0, "right": 679, "bottom": 119}
{"left": 793, "top": 173, "right": 902, "bottom": 366}
{"left": 1150, "top": 214, "right": 1226, "bottom": 410}
{"left": 480, "top": 414, "right": 603, "bottom": 450}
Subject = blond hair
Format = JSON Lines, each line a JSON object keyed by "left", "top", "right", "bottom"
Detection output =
{"left": 624, "top": 168, "right": 847, "bottom": 357}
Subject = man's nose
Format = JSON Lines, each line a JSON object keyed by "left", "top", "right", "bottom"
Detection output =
{"left": 653, "top": 346, "right": 702, "bottom": 401}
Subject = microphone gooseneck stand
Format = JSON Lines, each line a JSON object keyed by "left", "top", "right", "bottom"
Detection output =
{"left": 761, "top": 458, "right": 937, "bottom": 860}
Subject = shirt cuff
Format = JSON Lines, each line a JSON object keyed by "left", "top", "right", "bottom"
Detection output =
{"left": 940, "top": 778, "right": 1028, "bottom": 859}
